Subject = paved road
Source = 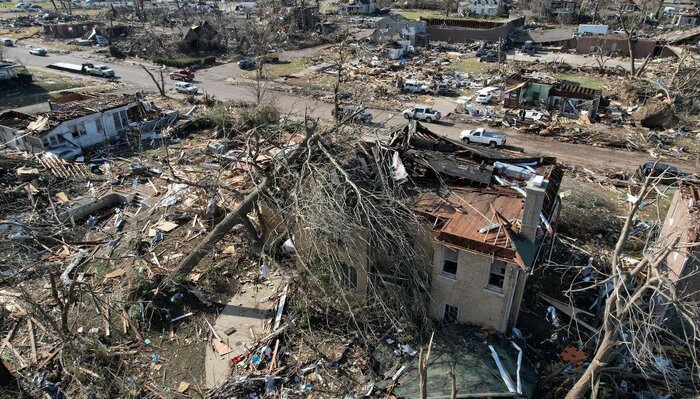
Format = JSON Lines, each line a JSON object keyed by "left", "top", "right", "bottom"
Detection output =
{"left": 3, "top": 45, "right": 692, "bottom": 173}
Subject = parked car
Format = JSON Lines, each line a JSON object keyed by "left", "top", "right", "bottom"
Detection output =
{"left": 518, "top": 109, "right": 544, "bottom": 121}
{"left": 435, "top": 83, "right": 451, "bottom": 95}
{"left": 479, "top": 51, "right": 505, "bottom": 63}
{"left": 15, "top": 3, "right": 31, "bottom": 9}
{"left": 331, "top": 105, "right": 373, "bottom": 124}
{"left": 174, "top": 81, "right": 198, "bottom": 94}
{"left": 29, "top": 48, "right": 47, "bottom": 56}
{"left": 402, "top": 107, "right": 441, "bottom": 123}
{"left": 2, "top": 38, "right": 13, "bottom": 47}
{"left": 85, "top": 64, "right": 114, "bottom": 77}
{"left": 635, "top": 161, "right": 685, "bottom": 184}
{"left": 28, "top": 4, "right": 42, "bottom": 9}
{"left": 169, "top": 69, "right": 194, "bottom": 81}
{"left": 475, "top": 92, "right": 492, "bottom": 104}
{"left": 459, "top": 128, "right": 507, "bottom": 147}
{"left": 402, "top": 79, "right": 430, "bottom": 94}
{"left": 612, "top": 29, "right": 626, "bottom": 35}
{"left": 238, "top": 59, "right": 255, "bottom": 70}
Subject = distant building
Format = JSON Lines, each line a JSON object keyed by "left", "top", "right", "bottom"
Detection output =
{"left": 458, "top": 0, "right": 501, "bottom": 17}
{"left": 339, "top": 0, "right": 379, "bottom": 14}
{"left": 181, "top": 20, "right": 223, "bottom": 53}
{"left": 373, "top": 14, "right": 429, "bottom": 45}
{"left": 534, "top": 0, "right": 577, "bottom": 22}
{"left": 43, "top": 21, "right": 102, "bottom": 39}
{"left": 423, "top": 16, "right": 525, "bottom": 43}
{"left": 671, "top": 11, "right": 700, "bottom": 27}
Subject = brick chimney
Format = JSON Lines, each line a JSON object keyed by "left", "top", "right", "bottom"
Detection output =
{"left": 521, "top": 176, "right": 548, "bottom": 243}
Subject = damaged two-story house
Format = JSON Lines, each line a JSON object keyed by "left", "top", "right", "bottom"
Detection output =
{"left": 281, "top": 123, "right": 562, "bottom": 334}
{"left": 400, "top": 124, "right": 562, "bottom": 333}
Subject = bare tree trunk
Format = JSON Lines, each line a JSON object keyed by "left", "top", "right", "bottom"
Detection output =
{"left": 419, "top": 332, "right": 434, "bottom": 399}
{"left": 167, "top": 129, "right": 318, "bottom": 281}
{"left": 626, "top": 34, "right": 635, "bottom": 76}
{"left": 140, "top": 65, "right": 166, "bottom": 97}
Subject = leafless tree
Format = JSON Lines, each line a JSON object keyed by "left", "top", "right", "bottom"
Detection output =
{"left": 140, "top": 65, "right": 167, "bottom": 97}
{"left": 564, "top": 174, "right": 700, "bottom": 398}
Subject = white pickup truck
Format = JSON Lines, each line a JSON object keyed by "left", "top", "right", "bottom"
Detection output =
{"left": 459, "top": 128, "right": 507, "bottom": 147}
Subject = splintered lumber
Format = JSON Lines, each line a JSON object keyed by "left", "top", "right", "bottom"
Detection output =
{"left": 168, "top": 131, "right": 317, "bottom": 280}
{"left": 539, "top": 293, "right": 598, "bottom": 333}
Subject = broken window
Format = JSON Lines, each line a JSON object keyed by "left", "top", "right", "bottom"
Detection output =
{"left": 340, "top": 264, "right": 357, "bottom": 290}
{"left": 112, "top": 112, "right": 122, "bottom": 129}
{"left": 442, "top": 247, "right": 458, "bottom": 277}
{"left": 444, "top": 304, "right": 458, "bottom": 323}
{"left": 487, "top": 260, "right": 507, "bottom": 292}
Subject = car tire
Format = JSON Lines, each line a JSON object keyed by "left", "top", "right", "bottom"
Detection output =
{"left": 403, "top": 114, "right": 410, "bottom": 119}
{"left": 425, "top": 117, "right": 432, "bottom": 123}
{"left": 489, "top": 141, "right": 497, "bottom": 148}
{"left": 463, "top": 138, "right": 470, "bottom": 144}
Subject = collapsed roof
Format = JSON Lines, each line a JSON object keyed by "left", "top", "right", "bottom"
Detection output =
{"left": 391, "top": 123, "right": 562, "bottom": 269}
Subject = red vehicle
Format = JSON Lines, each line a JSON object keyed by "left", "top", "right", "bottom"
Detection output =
{"left": 169, "top": 68, "right": 194, "bottom": 82}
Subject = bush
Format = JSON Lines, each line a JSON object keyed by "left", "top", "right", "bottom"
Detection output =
{"left": 238, "top": 104, "right": 280, "bottom": 129}
{"left": 153, "top": 56, "right": 216, "bottom": 68}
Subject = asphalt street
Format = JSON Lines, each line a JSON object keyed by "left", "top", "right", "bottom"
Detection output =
{"left": 2, "top": 45, "right": 693, "bottom": 172}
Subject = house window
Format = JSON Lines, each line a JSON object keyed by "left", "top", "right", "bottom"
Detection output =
{"left": 340, "top": 264, "right": 357, "bottom": 290}
{"left": 57, "top": 135, "right": 66, "bottom": 144}
{"left": 442, "top": 247, "right": 458, "bottom": 277}
{"left": 112, "top": 112, "right": 122, "bottom": 129}
{"left": 49, "top": 136, "right": 59, "bottom": 146}
{"left": 444, "top": 304, "right": 459, "bottom": 323}
{"left": 487, "top": 260, "right": 507, "bottom": 292}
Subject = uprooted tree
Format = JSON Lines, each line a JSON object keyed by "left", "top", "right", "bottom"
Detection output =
{"left": 563, "top": 174, "right": 700, "bottom": 399}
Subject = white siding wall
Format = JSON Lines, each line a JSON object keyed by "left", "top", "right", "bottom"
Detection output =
{"left": 43, "top": 104, "right": 134, "bottom": 150}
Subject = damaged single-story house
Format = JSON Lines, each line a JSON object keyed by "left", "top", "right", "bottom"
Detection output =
{"left": 0, "top": 95, "right": 139, "bottom": 154}
{"left": 181, "top": 20, "right": 223, "bottom": 53}
{"left": 423, "top": 16, "right": 525, "bottom": 43}
{"left": 43, "top": 21, "right": 102, "bottom": 39}
{"left": 339, "top": 0, "right": 379, "bottom": 14}
{"left": 503, "top": 78, "right": 602, "bottom": 120}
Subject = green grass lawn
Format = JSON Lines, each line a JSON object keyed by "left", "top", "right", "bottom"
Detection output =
{"left": 554, "top": 73, "right": 613, "bottom": 95}
{"left": 450, "top": 59, "right": 493, "bottom": 76}
{"left": 242, "top": 58, "right": 311, "bottom": 80}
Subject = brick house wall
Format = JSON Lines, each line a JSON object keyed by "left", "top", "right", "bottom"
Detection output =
{"left": 428, "top": 242, "right": 526, "bottom": 333}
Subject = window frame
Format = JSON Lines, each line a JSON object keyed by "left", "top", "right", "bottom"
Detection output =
{"left": 486, "top": 259, "right": 507, "bottom": 293}
{"left": 441, "top": 246, "right": 458, "bottom": 278}
{"left": 444, "top": 304, "right": 459, "bottom": 323}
